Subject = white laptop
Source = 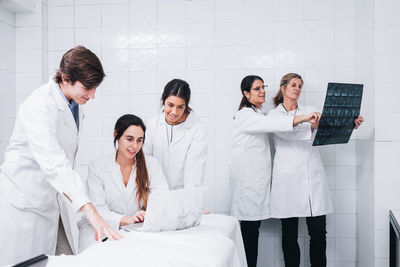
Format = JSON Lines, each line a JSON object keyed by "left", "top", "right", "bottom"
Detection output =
{"left": 121, "top": 187, "right": 205, "bottom": 233}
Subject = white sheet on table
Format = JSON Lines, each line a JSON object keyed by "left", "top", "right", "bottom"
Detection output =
{"left": 183, "top": 214, "right": 247, "bottom": 267}
{"left": 48, "top": 214, "right": 246, "bottom": 267}
{"left": 48, "top": 232, "right": 238, "bottom": 267}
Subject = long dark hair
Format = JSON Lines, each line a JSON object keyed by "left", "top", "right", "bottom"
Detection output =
{"left": 238, "top": 75, "right": 264, "bottom": 110}
{"left": 161, "top": 79, "right": 192, "bottom": 113}
{"left": 114, "top": 114, "right": 150, "bottom": 210}
{"left": 273, "top": 73, "right": 303, "bottom": 107}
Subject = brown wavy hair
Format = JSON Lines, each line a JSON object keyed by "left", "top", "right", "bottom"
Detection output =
{"left": 114, "top": 114, "right": 150, "bottom": 210}
{"left": 273, "top": 73, "right": 303, "bottom": 107}
{"left": 54, "top": 45, "right": 105, "bottom": 89}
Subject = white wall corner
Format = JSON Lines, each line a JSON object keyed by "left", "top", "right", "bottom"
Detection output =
{"left": 0, "top": 0, "right": 35, "bottom": 13}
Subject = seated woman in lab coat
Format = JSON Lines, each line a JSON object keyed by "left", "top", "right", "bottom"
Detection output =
{"left": 78, "top": 114, "right": 169, "bottom": 252}
{"left": 268, "top": 73, "right": 363, "bottom": 267}
{"left": 229, "top": 75, "right": 321, "bottom": 267}
{"left": 143, "top": 79, "right": 207, "bottom": 190}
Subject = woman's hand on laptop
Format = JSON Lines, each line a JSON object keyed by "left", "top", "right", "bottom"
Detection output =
{"left": 120, "top": 216, "right": 136, "bottom": 226}
{"left": 120, "top": 210, "right": 146, "bottom": 226}
{"left": 133, "top": 210, "right": 146, "bottom": 223}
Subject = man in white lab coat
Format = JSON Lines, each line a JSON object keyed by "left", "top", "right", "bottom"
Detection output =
{"left": 0, "top": 46, "right": 122, "bottom": 266}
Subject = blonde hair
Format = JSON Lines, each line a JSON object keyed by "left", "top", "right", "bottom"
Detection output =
{"left": 273, "top": 73, "right": 303, "bottom": 107}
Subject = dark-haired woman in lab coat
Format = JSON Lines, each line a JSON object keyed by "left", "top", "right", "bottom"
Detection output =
{"left": 79, "top": 114, "right": 168, "bottom": 252}
{"left": 144, "top": 79, "right": 207, "bottom": 190}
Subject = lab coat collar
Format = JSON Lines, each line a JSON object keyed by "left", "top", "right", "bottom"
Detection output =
{"left": 277, "top": 103, "right": 304, "bottom": 114}
{"left": 104, "top": 152, "right": 124, "bottom": 195}
{"left": 48, "top": 78, "right": 70, "bottom": 112}
{"left": 254, "top": 106, "right": 266, "bottom": 115}
{"left": 103, "top": 152, "right": 118, "bottom": 173}
{"left": 157, "top": 110, "right": 196, "bottom": 129}
{"left": 157, "top": 111, "right": 197, "bottom": 144}
{"left": 48, "top": 78, "right": 83, "bottom": 134}
{"left": 104, "top": 152, "right": 137, "bottom": 197}
{"left": 78, "top": 107, "right": 84, "bottom": 132}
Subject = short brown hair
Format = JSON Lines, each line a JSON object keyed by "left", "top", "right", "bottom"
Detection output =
{"left": 273, "top": 73, "right": 303, "bottom": 107}
{"left": 54, "top": 46, "right": 105, "bottom": 89}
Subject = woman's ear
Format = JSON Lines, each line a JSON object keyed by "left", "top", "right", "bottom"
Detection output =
{"left": 113, "top": 131, "right": 117, "bottom": 139}
{"left": 243, "top": 90, "right": 251, "bottom": 100}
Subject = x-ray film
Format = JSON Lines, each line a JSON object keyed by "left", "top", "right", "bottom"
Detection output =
{"left": 312, "top": 82, "right": 363, "bottom": 146}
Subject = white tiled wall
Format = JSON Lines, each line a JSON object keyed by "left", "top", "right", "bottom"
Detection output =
{"left": 2, "top": 0, "right": 361, "bottom": 266}
{"left": 15, "top": 0, "right": 47, "bottom": 106}
{"left": 355, "top": 0, "right": 400, "bottom": 266}
{"left": 354, "top": 0, "right": 375, "bottom": 263}
{"left": 0, "top": 8, "right": 16, "bottom": 163}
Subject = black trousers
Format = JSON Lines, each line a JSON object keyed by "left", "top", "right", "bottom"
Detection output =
{"left": 281, "top": 215, "right": 327, "bottom": 267}
{"left": 240, "top": 220, "right": 261, "bottom": 267}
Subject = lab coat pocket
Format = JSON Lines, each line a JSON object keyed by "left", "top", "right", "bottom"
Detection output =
{"left": 3, "top": 173, "right": 53, "bottom": 212}
{"left": 25, "top": 180, "right": 55, "bottom": 212}
{"left": 309, "top": 149, "right": 326, "bottom": 173}
{"left": 241, "top": 154, "right": 268, "bottom": 198}
{"left": 274, "top": 148, "right": 301, "bottom": 174}
{"left": 1, "top": 173, "right": 26, "bottom": 209}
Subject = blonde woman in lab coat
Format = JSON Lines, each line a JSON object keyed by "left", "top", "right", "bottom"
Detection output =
{"left": 144, "top": 79, "right": 207, "bottom": 190}
{"left": 0, "top": 46, "right": 122, "bottom": 266}
{"left": 79, "top": 114, "right": 169, "bottom": 251}
{"left": 269, "top": 73, "right": 363, "bottom": 267}
{"left": 230, "top": 75, "right": 321, "bottom": 267}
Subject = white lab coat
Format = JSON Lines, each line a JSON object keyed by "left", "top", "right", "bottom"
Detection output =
{"left": 0, "top": 79, "right": 89, "bottom": 266}
{"left": 78, "top": 153, "right": 169, "bottom": 252}
{"left": 143, "top": 111, "right": 207, "bottom": 190}
{"left": 269, "top": 104, "right": 333, "bottom": 218}
{"left": 229, "top": 106, "right": 295, "bottom": 221}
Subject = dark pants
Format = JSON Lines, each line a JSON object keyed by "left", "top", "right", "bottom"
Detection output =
{"left": 281, "top": 215, "right": 327, "bottom": 267}
{"left": 240, "top": 220, "right": 261, "bottom": 267}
